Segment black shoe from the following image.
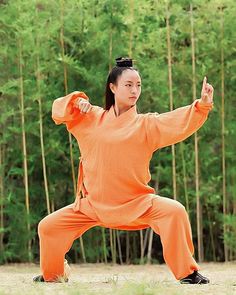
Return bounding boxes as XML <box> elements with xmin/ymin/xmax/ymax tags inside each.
<box><xmin>33</xmin><ymin>275</ymin><xmax>45</xmax><ymax>282</ymax></box>
<box><xmin>180</xmin><ymin>271</ymin><xmax>210</xmax><ymax>284</ymax></box>
<box><xmin>33</xmin><ymin>274</ymin><xmax>68</xmax><ymax>283</ymax></box>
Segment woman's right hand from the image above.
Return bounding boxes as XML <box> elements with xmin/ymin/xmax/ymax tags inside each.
<box><xmin>75</xmin><ymin>97</ymin><xmax>92</xmax><ymax>113</ymax></box>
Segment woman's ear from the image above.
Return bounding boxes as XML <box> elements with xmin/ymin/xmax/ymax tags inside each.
<box><xmin>109</xmin><ymin>82</ymin><xmax>116</xmax><ymax>94</ymax></box>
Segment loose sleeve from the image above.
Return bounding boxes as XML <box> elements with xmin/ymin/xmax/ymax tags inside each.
<box><xmin>145</xmin><ymin>99</ymin><xmax>213</xmax><ymax>152</ymax></box>
<box><xmin>52</xmin><ymin>91</ymin><xmax>89</xmax><ymax>125</ymax></box>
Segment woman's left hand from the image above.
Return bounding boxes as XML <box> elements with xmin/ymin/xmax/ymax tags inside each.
<box><xmin>200</xmin><ymin>76</ymin><xmax>214</xmax><ymax>104</ymax></box>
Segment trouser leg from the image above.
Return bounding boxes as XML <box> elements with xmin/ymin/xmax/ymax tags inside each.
<box><xmin>139</xmin><ymin>196</ymin><xmax>199</xmax><ymax>280</ymax></box>
<box><xmin>38</xmin><ymin>204</ymin><xmax>99</xmax><ymax>282</ymax></box>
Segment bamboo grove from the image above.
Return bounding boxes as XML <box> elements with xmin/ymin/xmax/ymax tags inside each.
<box><xmin>0</xmin><ymin>0</ymin><xmax>235</xmax><ymax>265</ymax></box>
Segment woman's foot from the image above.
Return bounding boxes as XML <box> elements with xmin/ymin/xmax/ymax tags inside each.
<box><xmin>33</xmin><ymin>259</ymin><xmax>70</xmax><ymax>283</ymax></box>
<box><xmin>180</xmin><ymin>271</ymin><xmax>210</xmax><ymax>284</ymax></box>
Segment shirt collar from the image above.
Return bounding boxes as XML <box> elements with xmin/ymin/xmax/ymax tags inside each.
<box><xmin>104</xmin><ymin>104</ymin><xmax>137</xmax><ymax>127</ymax></box>
<box><xmin>110</xmin><ymin>104</ymin><xmax>137</xmax><ymax>119</ymax></box>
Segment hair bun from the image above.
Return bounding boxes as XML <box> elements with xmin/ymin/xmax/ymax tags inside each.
<box><xmin>115</xmin><ymin>57</ymin><xmax>133</xmax><ymax>67</ymax></box>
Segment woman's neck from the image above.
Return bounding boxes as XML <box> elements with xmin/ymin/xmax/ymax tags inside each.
<box><xmin>114</xmin><ymin>103</ymin><xmax>132</xmax><ymax>117</ymax></box>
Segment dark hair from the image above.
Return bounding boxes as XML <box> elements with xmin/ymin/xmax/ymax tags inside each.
<box><xmin>105</xmin><ymin>57</ymin><xmax>139</xmax><ymax>110</ymax></box>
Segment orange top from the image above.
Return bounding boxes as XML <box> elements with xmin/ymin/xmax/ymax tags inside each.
<box><xmin>52</xmin><ymin>91</ymin><xmax>213</xmax><ymax>226</ymax></box>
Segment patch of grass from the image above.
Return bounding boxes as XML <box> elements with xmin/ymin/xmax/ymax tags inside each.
<box><xmin>0</xmin><ymin>263</ymin><xmax>235</xmax><ymax>295</ymax></box>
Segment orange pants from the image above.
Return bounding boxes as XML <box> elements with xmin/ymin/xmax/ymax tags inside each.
<box><xmin>38</xmin><ymin>196</ymin><xmax>199</xmax><ymax>281</ymax></box>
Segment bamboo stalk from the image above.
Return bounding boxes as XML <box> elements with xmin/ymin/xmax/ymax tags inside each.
<box><xmin>147</xmin><ymin>229</ymin><xmax>154</xmax><ymax>264</ymax></box>
<box><xmin>143</xmin><ymin>228</ymin><xmax>150</xmax><ymax>254</ymax></box>
<box><xmin>38</xmin><ymin>83</ymin><xmax>51</xmax><ymax>214</ymax></box>
<box><xmin>190</xmin><ymin>3</ymin><xmax>204</xmax><ymax>262</ymax></box>
<box><xmin>128</xmin><ymin>0</ymin><xmax>134</xmax><ymax>56</ymax></box>
<box><xmin>132</xmin><ymin>233</ymin><xmax>137</xmax><ymax>261</ymax></box>
<box><xmin>0</xmin><ymin>144</ymin><xmax>4</xmax><ymax>253</ymax></box>
<box><xmin>109</xmin><ymin>228</ymin><xmax>114</xmax><ymax>263</ymax></box>
<box><xmin>51</xmin><ymin>199</ymin><xmax>55</xmax><ymax>213</ymax></box>
<box><xmin>107</xmin><ymin>8</ymin><xmax>117</xmax><ymax>264</ymax></box>
<box><xmin>233</xmin><ymin>190</ymin><xmax>236</xmax><ymax>260</ymax></box>
<box><xmin>146</xmin><ymin>165</ymin><xmax>160</xmax><ymax>264</ymax></box>
<box><xmin>113</xmin><ymin>229</ymin><xmax>117</xmax><ymax>264</ymax></box>
<box><xmin>18</xmin><ymin>36</ymin><xmax>31</xmax><ymax>261</ymax></box>
<box><xmin>129</xmin><ymin>0</ymin><xmax>145</xmax><ymax>265</ymax></box>
<box><xmin>166</xmin><ymin>2</ymin><xmax>177</xmax><ymax>200</ymax></box>
<box><xmin>109</xmin><ymin>22</ymin><xmax>113</xmax><ymax>71</ymax></box>
<box><xmin>179</xmin><ymin>89</ymin><xmax>190</xmax><ymax>212</ymax></box>
<box><xmin>116</xmin><ymin>230</ymin><xmax>123</xmax><ymax>264</ymax></box>
<box><xmin>59</xmin><ymin>0</ymin><xmax>77</xmax><ymax>196</ymax></box>
<box><xmin>140</xmin><ymin>229</ymin><xmax>144</xmax><ymax>264</ymax></box>
<box><xmin>140</xmin><ymin>228</ymin><xmax>150</xmax><ymax>264</ymax></box>
<box><xmin>74</xmin><ymin>242</ymin><xmax>78</xmax><ymax>263</ymax></box>
<box><xmin>180</xmin><ymin>142</ymin><xmax>189</xmax><ymax>213</ymax></box>
<box><xmin>60</xmin><ymin>0</ymin><xmax>86</xmax><ymax>262</ymax></box>
<box><xmin>35</xmin><ymin>6</ymin><xmax>50</xmax><ymax>215</ymax></box>
<box><xmin>205</xmin><ymin>202</ymin><xmax>216</xmax><ymax>261</ymax></box>
<box><xmin>126</xmin><ymin>232</ymin><xmax>130</xmax><ymax>264</ymax></box>
<box><xmin>220</xmin><ymin>6</ymin><xmax>228</xmax><ymax>262</ymax></box>
<box><xmin>101</xmin><ymin>227</ymin><xmax>108</xmax><ymax>263</ymax></box>
<box><xmin>109</xmin><ymin>228</ymin><xmax>116</xmax><ymax>264</ymax></box>
<box><xmin>79</xmin><ymin>235</ymin><xmax>86</xmax><ymax>263</ymax></box>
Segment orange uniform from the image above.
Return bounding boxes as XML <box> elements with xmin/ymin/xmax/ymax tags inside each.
<box><xmin>38</xmin><ymin>91</ymin><xmax>213</xmax><ymax>281</ymax></box>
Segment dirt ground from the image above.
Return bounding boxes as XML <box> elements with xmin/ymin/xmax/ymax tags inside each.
<box><xmin>0</xmin><ymin>262</ymin><xmax>235</xmax><ymax>295</ymax></box>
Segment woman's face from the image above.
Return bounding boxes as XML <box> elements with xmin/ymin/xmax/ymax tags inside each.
<box><xmin>110</xmin><ymin>69</ymin><xmax>141</xmax><ymax>108</ymax></box>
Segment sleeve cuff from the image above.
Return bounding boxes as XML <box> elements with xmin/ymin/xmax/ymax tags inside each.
<box><xmin>195</xmin><ymin>99</ymin><xmax>214</xmax><ymax>113</ymax></box>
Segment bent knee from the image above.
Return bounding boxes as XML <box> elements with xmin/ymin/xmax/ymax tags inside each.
<box><xmin>38</xmin><ymin>216</ymin><xmax>52</xmax><ymax>236</ymax></box>
<box><xmin>152</xmin><ymin>196</ymin><xmax>187</xmax><ymax>218</ymax></box>
<box><xmin>172</xmin><ymin>200</ymin><xmax>187</xmax><ymax>217</ymax></box>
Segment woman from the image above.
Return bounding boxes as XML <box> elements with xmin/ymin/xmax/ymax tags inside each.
<box><xmin>34</xmin><ymin>57</ymin><xmax>214</xmax><ymax>284</ymax></box>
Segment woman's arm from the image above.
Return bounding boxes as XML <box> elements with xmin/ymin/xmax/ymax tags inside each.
<box><xmin>145</xmin><ymin>77</ymin><xmax>214</xmax><ymax>151</ymax></box>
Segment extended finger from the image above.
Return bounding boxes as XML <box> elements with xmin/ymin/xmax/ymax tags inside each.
<box><xmin>201</xmin><ymin>76</ymin><xmax>207</xmax><ymax>93</ymax></box>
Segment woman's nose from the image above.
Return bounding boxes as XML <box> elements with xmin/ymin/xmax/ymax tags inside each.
<box><xmin>131</xmin><ymin>87</ymin><xmax>137</xmax><ymax>94</ymax></box>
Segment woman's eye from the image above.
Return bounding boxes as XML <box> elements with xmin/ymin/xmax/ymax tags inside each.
<box><xmin>125</xmin><ymin>84</ymin><xmax>141</xmax><ymax>87</ymax></box>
